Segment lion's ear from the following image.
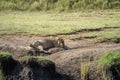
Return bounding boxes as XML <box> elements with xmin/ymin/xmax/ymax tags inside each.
<box><xmin>55</xmin><ymin>37</ymin><xmax>59</xmax><ymax>40</ymax></box>
<box><xmin>49</xmin><ymin>36</ymin><xmax>52</xmax><ymax>39</ymax></box>
<box><xmin>49</xmin><ymin>36</ymin><xmax>54</xmax><ymax>40</ymax></box>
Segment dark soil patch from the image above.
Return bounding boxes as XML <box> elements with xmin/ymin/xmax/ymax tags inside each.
<box><xmin>71</xmin><ymin>36</ymin><xmax>97</xmax><ymax>40</ymax></box>
<box><xmin>0</xmin><ymin>56</ymin><xmax>18</xmax><ymax>76</ymax></box>
<box><xmin>110</xmin><ymin>64</ymin><xmax>120</xmax><ymax>80</ymax></box>
<box><xmin>99</xmin><ymin>37</ymin><xmax>120</xmax><ymax>43</ymax></box>
<box><xmin>0</xmin><ymin>56</ymin><xmax>70</xmax><ymax>80</ymax></box>
<box><xmin>108</xmin><ymin>58</ymin><xmax>120</xmax><ymax>80</ymax></box>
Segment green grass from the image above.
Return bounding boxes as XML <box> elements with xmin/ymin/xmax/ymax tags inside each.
<box><xmin>0</xmin><ymin>10</ymin><xmax>120</xmax><ymax>42</ymax></box>
<box><xmin>0</xmin><ymin>51</ymin><xmax>12</xmax><ymax>57</ymax></box>
<box><xmin>0</xmin><ymin>10</ymin><xmax>120</xmax><ymax>35</ymax></box>
<box><xmin>67</xmin><ymin>28</ymin><xmax>120</xmax><ymax>42</ymax></box>
<box><xmin>98</xmin><ymin>51</ymin><xmax>120</xmax><ymax>68</ymax></box>
<box><xmin>98</xmin><ymin>51</ymin><xmax>120</xmax><ymax>79</ymax></box>
<box><xmin>24</xmin><ymin>56</ymin><xmax>54</xmax><ymax>62</ymax></box>
<box><xmin>97</xmin><ymin>29</ymin><xmax>120</xmax><ymax>42</ymax></box>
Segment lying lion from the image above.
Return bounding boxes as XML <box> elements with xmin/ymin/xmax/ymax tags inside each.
<box><xmin>30</xmin><ymin>37</ymin><xmax>66</xmax><ymax>54</ymax></box>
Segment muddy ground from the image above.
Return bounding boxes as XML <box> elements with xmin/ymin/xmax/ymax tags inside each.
<box><xmin>0</xmin><ymin>34</ymin><xmax>120</xmax><ymax>80</ymax></box>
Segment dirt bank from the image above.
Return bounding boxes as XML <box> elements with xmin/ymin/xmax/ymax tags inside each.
<box><xmin>0</xmin><ymin>35</ymin><xmax>120</xmax><ymax>80</ymax></box>
<box><xmin>0</xmin><ymin>56</ymin><xmax>70</xmax><ymax>80</ymax></box>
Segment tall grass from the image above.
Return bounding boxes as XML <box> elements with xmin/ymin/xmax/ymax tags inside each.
<box><xmin>0</xmin><ymin>0</ymin><xmax>120</xmax><ymax>11</ymax></box>
<box><xmin>80</xmin><ymin>54</ymin><xmax>90</xmax><ymax>80</ymax></box>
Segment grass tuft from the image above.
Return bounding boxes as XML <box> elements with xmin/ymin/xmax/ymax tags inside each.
<box><xmin>98</xmin><ymin>51</ymin><xmax>120</xmax><ymax>68</ymax></box>
<box><xmin>0</xmin><ymin>51</ymin><xmax>12</xmax><ymax>58</ymax></box>
<box><xmin>24</xmin><ymin>56</ymin><xmax>54</xmax><ymax>62</ymax></box>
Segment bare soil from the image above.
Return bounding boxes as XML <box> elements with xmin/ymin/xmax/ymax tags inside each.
<box><xmin>0</xmin><ymin>34</ymin><xmax>120</xmax><ymax>80</ymax></box>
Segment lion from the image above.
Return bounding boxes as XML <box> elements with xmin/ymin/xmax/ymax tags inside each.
<box><xmin>30</xmin><ymin>37</ymin><xmax>65</xmax><ymax>53</ymax></box>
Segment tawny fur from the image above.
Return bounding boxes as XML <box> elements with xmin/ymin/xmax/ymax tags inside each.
<box><xmin>30</xmin><ymin>37</ymin><xmax>65</xmax><ymax>51</ymax></box>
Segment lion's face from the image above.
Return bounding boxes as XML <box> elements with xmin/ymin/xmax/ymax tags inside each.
<box><xmin>57</xmin><ymin>38</ymin><xmax>64</xmax><ymax>47</ymax></box>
